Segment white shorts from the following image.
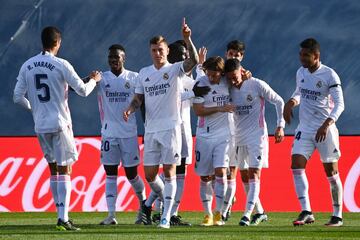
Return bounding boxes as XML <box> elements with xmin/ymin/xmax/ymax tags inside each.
<box><xmin>37</xmin><ymin>127</ymin><xmax>78</xmax><ymax>166</ymax></box>
<box><xmin>236</xmin><ymin>141</ymin><xmax>269</xmax><ymax>170</ymax></box>
<box><xmin>143</xmin><ymin>126</ymin><xmax>182</xmax><ymax>166</ymax></box>
<box><xmin>194</xmin><ymin>136</ymin><xmax>230</xmax><ymax>176</ymax></box>
<box><xmin>291</xmin><ymin>125</ymin><xmax>341</xmax><ymax>163</ymax></box>
<box><xmin>101</xmin><ymin>136</ymin><xmax>140</xmax><ymax>167</ymax></box>
<box><xmin>181</xmin><ymin>123</ymin><xmax>193</xmax><ymax>165</ymax></box>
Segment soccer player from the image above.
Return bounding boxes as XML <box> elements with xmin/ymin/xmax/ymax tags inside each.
<box><xmin>97</xmin><ymin>44</ymin><xmax>146</xmax><ymax>225</ymax></box>
<box><xmin>123</xmin><ymin>18</ymin><xmax>198</xmax><ymax>229</ymax></box>
<box><xmin>193</xmin><ymin>56</ymin><xmax>234</xmax><ymax>226</ymax></box>
<box><xmin>13</xmin><ymin>26</ymin><xmax>101</xmax><ymax>231</ymax></box>
<box><xmin>224</xmin><ymin>58</ymin><xmax>285</xmax><ymax>226</ymax></box>
<box><xmin>284</xmin><ymin>38</ymin><xmax>345</xmax><ymax>227</ymax></box>
<box><xmin>195</xmin><ymin>41</ymin><xmax>258</xmax><ymax>223</ymax></box>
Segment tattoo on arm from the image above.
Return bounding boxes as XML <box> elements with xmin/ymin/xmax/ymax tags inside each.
<box><xmin>183</xmin><ymin>38</ymin><xmax>199</xmax><ymax>73</ymax></box>
<box><xmin>130</xmin><ymin>94</ymin><xmax>144</xmax><ymax>110</ymax></box>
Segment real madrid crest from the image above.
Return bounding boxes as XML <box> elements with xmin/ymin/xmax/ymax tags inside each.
<box><xmin>247</xmin><ymin>94</ymin><xmax>253</xmax><ymax>102</ymax></box>
<box><xmin>316</xmin><ymin>81</ymin><xmax>322</xmax><ymax>88</ymax></box>
<box><xmin>163</xmin><ymin>73</ymin><xmax>169</xmax><ymax>80</ymax></box>
<box><xmin>124</xmin><ymin>81</ymin><xmax>131</xmax><ymax>89</ymax></box>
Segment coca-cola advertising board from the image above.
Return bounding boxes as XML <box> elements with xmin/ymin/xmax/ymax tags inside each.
<box><xmin>0</xmin><ymin>136</ymin><xmax>359</xmax><ymax>212</ymax></box>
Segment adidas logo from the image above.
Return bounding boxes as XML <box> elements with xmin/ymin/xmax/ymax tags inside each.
<box><xmin>105</xmin><ymin>84</ymin><xmax>111</xmax><ymax>88</ymax></box>
<box><xmin>145</xmin><ymin>78</ymin><xmax>150</xmax><ymax>82</ymax></box>
<box><xmin>333</xmin><ymin>149</ymin><xmax>338</xmax><ymax>153</ymax></box>
<box><xmin>257</xmin><ymin>156</ymin><xmax>262</xmax><ymax>160</ymax></box>
<box><xmin>212</xmin><ymin>90</ymin><xmax>217</xmax><ymax>94</ymax></box>
<box><xmin>174</xmin><ymin>153</ymin><xmax>179</xmax><ymax>160</ymax></box>
<box><xmin>134</xmin><ymin>156</ymin><xmax>139</xmax><ymax>161</ymax></box>
<box><xmin>58</xmin><ymin>203</ymin><xmax>64</xmax><ymax>207</ymax></box>
<box><xmin>301</xmin><ymin>79</ymin><xmax>304</xmax><ymax>83</ymax></box>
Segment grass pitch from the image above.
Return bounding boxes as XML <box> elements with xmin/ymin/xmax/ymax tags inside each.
<box><xmin>0</xmin><ymin>212</ymin><xmax>359</xmax><ymax>240</ymax></box>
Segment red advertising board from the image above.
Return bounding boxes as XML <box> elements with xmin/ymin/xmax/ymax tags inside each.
<box><xmin>0</xmin><ymin>136</ymin><xmax>359</xmax><ymax>212</ymax></box>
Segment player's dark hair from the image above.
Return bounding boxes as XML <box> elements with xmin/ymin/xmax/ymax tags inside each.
<box><xmin>300</xmin><ymin>38</ymin><xmax>320</xmax><ymax>53</ymax></box>
<box><xmin>224</xmin><ymin>58</ymin><xmax>241</xmax><ymax>73</ymax></box>
<box><xmin>149</xmin><ymin>35</ymin><xmax>168</xmax><ymax>45</ymax></box>
<box><xmin>108</xmin><ymin>44</ymin><xmax>126</xmax><ymax>53</ymax></box>
<box><xmin>168</xmin><ymin>42</ymin><xmax>186</xmax><ymax>63</ymax></box>
<box><xmin>174</xmin><ymin>39</ymin><xmax>188</xmax><ymax>50</ymax></box>
<box><xmin>226</xmin><ymin>40</ymin><xmax>245</xmax><ymax>53</ymax></box>
<box><xmin>41</xmin><ymin>26</ymin><xmax>61</xmax><ymax>49</ymax></box>
<box><xmin>203</xmin><ymin>56</ymin><xmax>225</xmax><ymax>72</ymax></box>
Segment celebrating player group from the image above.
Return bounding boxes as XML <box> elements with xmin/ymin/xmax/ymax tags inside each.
<box><xmin>13</xmin><ymin>18</ymin><xmax>345</xmax><ymax>230</ymax></box>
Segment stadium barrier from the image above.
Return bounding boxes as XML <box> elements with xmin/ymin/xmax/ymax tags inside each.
<box><xmin>0</xmin><ymin>136</ymin><xmax>359</xmax><ymax>212</ymax></box>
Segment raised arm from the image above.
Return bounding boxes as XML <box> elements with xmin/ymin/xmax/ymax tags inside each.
<box><xmin>182</xmin><ymin>18</ymin><xmax>199</xmax><ymax>73</ymax></box>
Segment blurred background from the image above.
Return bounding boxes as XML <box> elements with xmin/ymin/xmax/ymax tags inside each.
<box><xmin>1</xmin><ymin>0</ymin><xmax>359</xmax><ymax>136</ymax></box>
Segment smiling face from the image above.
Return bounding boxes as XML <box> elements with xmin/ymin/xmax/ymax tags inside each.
<box><xmin>226</xmin><ymin>68</ymin><xmax>243</xmax><ymax>88</ymax></box>
<box><xmin>108</xmin><ymin>49</ymin><xmax>125</xmax><ymax>75</ymax></box>
<box><xmin>150</xmin><ymin>42</ymin><xmax>169</xmax><ymax>69</ymax></box>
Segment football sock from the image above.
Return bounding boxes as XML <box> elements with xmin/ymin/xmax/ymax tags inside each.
<box><xmin>105</xmin><ymin>175</ymin><xmax>117</xmax><ymax>217</ymax></box>
<box><xmin>292</xmin><ymin>169</ymin><xmax>311</xmax><ymax>211</ymax></box>
<box><xmin>214</xmin><ymin>176</ymin><xmax>227</xmax><ymax>213</ymax></box>
<box><xmin>200</xmin><ymin>180</ymin><xmax>213</xmax><ymax>216</ymax></box>
<box><xmin>162</xmin><ymin>176</ymin><xmax>177</xmax><ymax>221</ymax></box>
<box><xmin>327</xmin><ymin>173</ymin><xmax>343</xmax><ymax>218</ymax></box>
<box><xmin>57</xmin><ymin>175</ymin><xmax>71</xmax><ymax>222</ymax></box>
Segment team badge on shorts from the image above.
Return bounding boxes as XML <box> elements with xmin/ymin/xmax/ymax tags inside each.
<box><xmin>316</xmin><ymin>81</ymin><xmax>323</xmax><ymax>88</ymax></box>
<box><xmin>247</xmin><ymin>94</ymin><xmax>253</xmax><ymax>102</ymax></box>
<box><xmin>124</xmin><ymin>82</ymin><xmax>131</xmax><ymax>89</ymax></box>
<box><xmin>163</xmin><ymin>73</ymin><xmax>169</xmax><ymax>80</ymax></box>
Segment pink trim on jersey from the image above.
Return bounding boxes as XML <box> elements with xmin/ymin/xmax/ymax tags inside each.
<box><xmin>258</xmin><ymin>97</ymin><xmax>265</xmax><ymax>129</ymax></box>
<box><xmin>198</xmin><ymin>116</ymin><xmax>205</xmax><ymax>128</ymax></box>
<box><xmin>50</xmin><ymin>175</ymin><xmax>58</xmax><ymax>181</ymax></box>
<box><xmin>97</xmin><ymin>95</ymin><xmax>105</xmax><ymax>123</ymax></box>
<box><xmin>329</xmin><ymin>95</ymin><xmax>335</xmax><ymax>110</ymax></box>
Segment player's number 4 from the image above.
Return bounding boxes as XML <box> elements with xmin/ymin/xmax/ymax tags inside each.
<box><xmin>35</xmin><ymin>74</ymin><xmax>50</xmax><ymax>102</ymax></box>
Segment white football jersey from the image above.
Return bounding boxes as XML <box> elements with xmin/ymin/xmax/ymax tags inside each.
<box><xmin>231</xmin><ymin>78</ymin><xmax>285</xmax><ymax>145</ymax></box>
<box><xmin>291</xmin><ymin>64</ymin><xmax>344</xmax><ymax>133</ymax></box>
<box><xmin>193</xmin><ymin>76</ymin><xmax>231</xmax><ymax>139</ymax></box>
<box><xmin>98</xmin><ymin>70</ymin><xmax>138</xmax><ymax>138</ymax></box>
<box><xmin>135</xmin><ymin>62</ymin><xmax>185</xmax><ymax>132</ymax></box>
<box><xmin>13</xmin><ymin>51</ymin><xmax>97</xmax><ymax>133</ymax></box>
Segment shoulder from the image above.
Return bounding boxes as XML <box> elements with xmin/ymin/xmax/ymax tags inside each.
<box><xmin>139</xmin><ymin>65</ymin><xmax>154</xmax><ymax>76</ymax></box>
<box><xmin>318</xmin><ymin>64</ymin><xmax>341</xmax><ymax>84</ymax></box>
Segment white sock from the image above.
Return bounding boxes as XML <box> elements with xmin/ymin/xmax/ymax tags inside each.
<box><xmin>57</xmin><ymin>175</ymin><xmax>71</xmax><ymax>222</ymax></box>
<box><xmin>292</xmin><ymin>169</ymin><xmax>311</xmax><ymax>212</ymax></box>
<box><xmin>214</xmin><ymin>176</ymin><xmax>227</xmax><ymax>213</ymax></box>
<box><xmin>129</xmin><ymin>175</ymin><xmax>146</xmax><ymax>203</ymax></box>
<box><xmin>200</xmin><ymin>180</ymin><xmax>213</xmax><ymax>216</ymax></box>
<box><xmin>105</xmin><ymin>175</ymin><xmax>117</xmax><ymax>217</ymax></box>
<box><xmin>161</xmin><ymin>176</ymin><xmax>176</xmax><ymax>222</ymax></box>
<box><xmin>243</xmin><ymin>181</ymin><xmax>264</xmax><ymax>214</ymax></box>
<box><xmin>170</xmin><ymin>173</ymin><xmax>185</xmax><ymax>216</ymax></box>
<box><xmin>145</xmin><ymin>191</ymin><xmax>158</xmax><ymax>209</ymax></box>
<box><xmin>50</xmin><ymin>175</ymin><xmax>59</xmax><ymax>218</ymax></box>
<box><xmin>244</xmin><ymin>178</ymin><xmax>260</xmax><ymax>219</ymax></box>
<box><xmin>327</xmin><ymin>173</ymin><xmax>343</xmax><ymax>218</ymax></box>
<box><xmin>222</xmin><ymin>179</ymin><xmax>236</xmax><ymax>216</ymax></box>
<box><xmin>148</xmin><ymin>175</ymin><xmax>164</xmax><ymax>207</ymax></box>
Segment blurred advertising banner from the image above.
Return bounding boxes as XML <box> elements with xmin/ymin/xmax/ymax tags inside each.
<box><xmin>0</xmin><ymin>136</ymin><xmax>359</xmax><ymax>212</ymax></box>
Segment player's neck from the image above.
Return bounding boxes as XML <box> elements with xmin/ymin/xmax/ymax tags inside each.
<box><xmin>308</xmin><ymin>62</ymin><xmax>320</xmax><ymax>73</ymax></box>
<box><xmin>154</xmin><ymin>61</ymin><xmax>167</xmax><ymax>70</ymax></box>
<box><xmin>43</xmin><ymin>48</ymin><xmax>57</xmax><ymax>56</ymax></box>
<box><xmin>111</xmin><ymin>68</ymin><xmax>123</xmax><ymax>77</ymax></box>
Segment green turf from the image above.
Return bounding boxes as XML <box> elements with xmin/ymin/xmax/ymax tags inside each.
<box><xmin>0</xmin><ymin>212</ymin><xmax>359</xmax><ymax>240</ymax></box>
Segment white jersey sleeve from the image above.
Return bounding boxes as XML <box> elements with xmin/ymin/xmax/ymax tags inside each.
<box><xmin>290</xmin><ymin>69</ymin><xmax>302</xmax><ymax>104</ymax></box>
<box><xmin>258</xmin><ymin>80</ymin><xmax>285</xmax><ymax>128</ymax></box>
<box><xmin>13</xmin><ymin>64</ymin><xmax>31</xmax><ymax>110</ymax></box>
<box><xmin>328</xmin><ymin>71</ymin><xmax>344</xmax><ymax>122</ymax></box>
<box><xmin>62</xmin><ymin>60</ymin><xmax>97</xmax><ymax>97</ymax></box>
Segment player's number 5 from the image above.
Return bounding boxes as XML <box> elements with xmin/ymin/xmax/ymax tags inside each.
<box><xmin>35</xmin><ymin>74</ymin><xmax>50</xmax><ymax>102</ymax></box>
